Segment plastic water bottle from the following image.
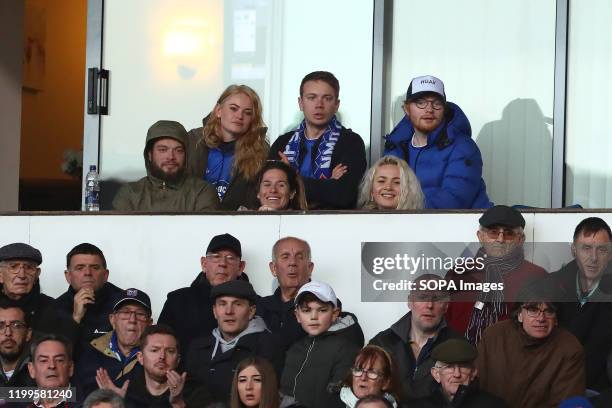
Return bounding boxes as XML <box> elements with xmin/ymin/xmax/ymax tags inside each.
<box><xmin>85</xmin><ymin>165</ymin><xmax>100</xmax><ymax>211</ymax></box>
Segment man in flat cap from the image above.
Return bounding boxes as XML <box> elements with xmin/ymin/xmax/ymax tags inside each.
<box><xmin>159</xmin><ymin>233</ymin><xmax>248</xmax><ymax>353</ymax></box>
<box><xmin>74</xmin><ymin>288</ymin><xmax>153</xmax><ymax>398</ymax></box>
<box><xmin>445</xmin><ymin>205</ymin><xmax>546</xmax><ymax>343</ymax></box>
<box><xmin>410</xmin><ymin>338</ymin><xmax>505</xmax><ymax>407</ymax></box>
<box><xmin>112</xmin><ymin>120</ymin><xmax>219</xmax><ymax>211</ymax></box>
<box><xmin>0</xmin><ymin>243</ymin><xmax>75</xmax><ymax>338</ymax></box>
<box><xmin>184</xmin><ymin>280</ymin><xmax>283</xmax><ymax>404</ymax></box>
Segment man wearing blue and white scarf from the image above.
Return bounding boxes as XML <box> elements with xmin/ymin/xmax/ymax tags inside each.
<box><xmin>269</xmin><ymin>71</ymin><xmax>367</xmax><ymax>209</ymax></box>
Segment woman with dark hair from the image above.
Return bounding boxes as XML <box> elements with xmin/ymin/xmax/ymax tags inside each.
<box><xmin>247</xmin><ymin>161</ymin><xmax>307</xmax><ymax>211</ymax></box>
<box><xmin>331</xmin><ymin>345</ymin><xmax>400</xmax><ymax>408</ymax></box>
<box><xmin>188</xmin><ymin>85</ymin><xmax>268</xmax><ymax>210</ymax></box>
<box><xmin>230</xmin><ymin>357</ymin><xmax>304</xmax><ymax>408</ymax></box>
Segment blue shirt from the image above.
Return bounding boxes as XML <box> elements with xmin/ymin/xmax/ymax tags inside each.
<box><xmin>205</xmin><ymin>142</ymin><xmax>235</xmax><ymax>200</ymax></box>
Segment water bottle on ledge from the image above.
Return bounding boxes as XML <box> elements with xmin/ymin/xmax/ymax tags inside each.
<box><xmin>85</xmin><ymin>165</ymin><xmax>100</xmax><ymax>211</ymax></box>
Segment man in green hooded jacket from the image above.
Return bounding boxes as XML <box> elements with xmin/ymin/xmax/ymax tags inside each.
<box><xmin>113</xmin><ymin>120</ymin><xmax>219</xmax><ymax>212</ymax></box>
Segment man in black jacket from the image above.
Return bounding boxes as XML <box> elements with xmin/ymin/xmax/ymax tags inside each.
<box><xmin>158</xmin><ymin>233</ymin><xmax>246</xmax><ymax>353</ymax></box>
<box><xmin>55</xmin><ymin>243</ymin><xmax>123</xmax><ymax>356</ymax></box>
<box><xmin>256</xmin><ymin>236</ymin><xmax>312</xmax><ymax>351</ymax></box>
<box><xmin>369</xmin><ymin>274</ymin><xmax>460</xmax><ymax>401</ymax></box>
<box><xmin>269</xmin><ymin>70</ymin><xmax>367</xmax><ymax>209</ymax></box>
<box><xmin>0</xmin><ymin>303</ymin><xmax>35</xmax><ymax>387</ymax></box>
<box><xmin>184</xmin><ymin>280</ymin><xmax>283</xmax><ymax>404</ymax></box>
<box><xmin>0</xmin><ymin>243</ymin><xmax>76</xmax><ymax>340</ymax></box>
<box><xmin>410</xmin><ymin>338</ymin><xmax>507</xmax><ymax>407</ymax></box>
<box><xmin>543</xmin><ymin>217</ymin><xmax>612</xmax><ymax>392</ymax></box>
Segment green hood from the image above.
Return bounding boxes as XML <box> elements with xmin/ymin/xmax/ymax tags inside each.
<box><xmin>143</xmin><ymin>120</ymin><xmax>189</xmax><ymax>174</ymax></box>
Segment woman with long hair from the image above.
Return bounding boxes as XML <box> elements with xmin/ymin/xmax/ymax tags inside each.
<box><xmin>230</xmin><ymin>357</ymin><xmax>303</xmax><ymax>408</ymax></box>
<box><xmin>357</xmin><ymin>156</ymin><xmax>424</xmax><ymax>210</ymax></box>
<box><xmin>188</xmin><ymin>85</ymin><xmax>268</xmax><ymax>210</ymax></box>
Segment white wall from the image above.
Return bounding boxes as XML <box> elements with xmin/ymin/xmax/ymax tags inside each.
<box><xmin>0</xmin><ymin>211</ymin><xmax>605</xmax><ymax>341</ymax></box>
<box><xmin>0</xmin><ymin>0</ymin><xmax>24</xmax><ymax>211</ymax></box>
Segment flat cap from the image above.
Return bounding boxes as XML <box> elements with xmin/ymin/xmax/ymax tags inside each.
<box><xmin>210</xmin><ymin>280</ymin><xmax>257</xmax><ymax>303</ymax></box>
<box><xmin>0</xmin><ymin>243</ymin><xmax>42</xmax><ymax>265</ymax></box>
<box><xmin>479</xmin><ymin>205</ymin><xmax>525</xmax><ymax>229</ymax></box>
<box><xmin>207</xmin><ymin>233</ymin><xmax>242</xmax><ymax>257</ymax></box>
<box><xmin>432</xmin><ymin>338</ymin><xmax>478</xmax><ymax>364</ymax></box>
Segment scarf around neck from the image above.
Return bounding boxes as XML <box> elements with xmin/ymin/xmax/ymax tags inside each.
<box><xmin>465</xmin><ymin>245</ymin><xmax>524</xmax><ymax>344</ymax></box>
<box><xmin>283</xmin><ymin>116</ymin><xmax>342</xmax><ymax>179</ymax></box>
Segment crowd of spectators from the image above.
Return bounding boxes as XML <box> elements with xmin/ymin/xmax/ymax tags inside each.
<box><xmin>1</xmin><ymin>209</ymin><xmax>612</xmax><ymax>407</ymax></box>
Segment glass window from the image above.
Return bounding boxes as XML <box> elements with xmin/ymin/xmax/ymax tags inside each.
<box><xmin>99</xmin><ymin>0</ymin><xmax>373</xmax><ymax>180</ymax></box>
<box><xmin>565</xmin><ymin>0</ymin><xmax>612</xmax><ymax>208</ymax></box>
<box><xmin>387</xmin><ymin>0</ymin><xmax>556</xmax><ymax>207</ymax></box>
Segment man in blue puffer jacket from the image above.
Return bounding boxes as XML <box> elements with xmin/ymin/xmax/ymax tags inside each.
<box><xmin>384</xmin><ymin>75</ymin><xmax>493</xmax><ymax>209</ymax></box>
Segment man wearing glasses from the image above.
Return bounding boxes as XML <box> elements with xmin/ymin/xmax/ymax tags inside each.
<box><xmin>74</xmin><ymin>288</ymin><xmax>153</xmax><ymax>398</ymax></box>
<box><xmin>0</xmin><ymin>243</ymin><xmax>76</xmax><ymax>339</ymax></box>
<box><xmin>410</xmin><ymin>338</ymin><xmax>505</xmax><ymax>407</ymax></box>
<box><xmin>159</xmin><ymin>233</ymin><xmax>246</xmax><ymax>353</ymax></box>
<box><xmin>0</xmin><ymin>304</ymin><xmax>35</xmax><ymax>387</ymax></box>
<box><xmin>384</xmin><ymin>74</ymin><xmax>492</xmax><ymax>209</ymax></box>
<box><xmin>543</xmin><ymin>217</ymin><xmax>612</xmax><ymax>393</ymax></box>
<box><xmin>476</xmin><ymin>298</ymin><xmax>584</xmax><ymax>408</ymax></box>
<box><xmin>370</xmin><ymin>274</ymin><xmax>461</xmax><ymax>401</ymax></box>
<box><xmin>445</xmin><ymin>205</ymin><xmax>546</xmax><ymax>344</ymax></box>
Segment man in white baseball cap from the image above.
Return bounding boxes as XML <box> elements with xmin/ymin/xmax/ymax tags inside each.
<box><xmin>383</xmin><ymin>74</ymin><xmax>492</xmax><ymax>209</ymax></box>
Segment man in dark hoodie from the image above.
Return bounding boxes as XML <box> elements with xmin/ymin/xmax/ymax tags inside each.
<box><xmin>112</xmin><ymin>120</ymin><xmax>219</xmax><ymax>211</ymax></box>
<box><xmin>280</xmin><ymin>280</ymin><xmax>364</xmax><ymax>408</ymax></box>
<box><xmin>0</xmin><ymin>303</ymin><xmax>35</xmax><ymax>387</ymax></box>
<box><xmin>55</xmin><ymin>243</ymin><xmax>123</xmax><ymax>357</ymax></box>
<box><xmin>158</xmin><ymin>233</ymin><xmax>247</xmax><ymax>354</ymax></box>
<box><xmin>184</xmin><ymin>280</ymin><xmax>283</xmax><ymax>404</ymax></box>
<box><xmin>0</xmin><ymin>243</ymin><xmax>76</xmax><ymax>340</ymax></box>
<box><xmin>370</xmin><ymin>274</ymin><xmax>460</xmax><ymax>402</ymax></box>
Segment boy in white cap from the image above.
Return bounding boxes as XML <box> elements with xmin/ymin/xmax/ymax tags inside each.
<box><xmin>383</xmin><ymin>74</ymin><xmax>492</xmax><ymax>209</ymax></box>
<box><xmin>280</xmin><ymin>281</ymin><xmax>363</xmax><ymax>408</ymax></box>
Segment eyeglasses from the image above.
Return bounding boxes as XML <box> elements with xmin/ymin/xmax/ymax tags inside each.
<box><xmin>522</xmin><ymin>306</ymin><xmax>556</xmax><ymax>319</ymax></box>
<box><xmin>3</xmin><ymin>262</ymin><xmax>38</xmax><ymax>275</ymax></box>
<box><xmin>413</xmin><ymin>98</ymin><xmax>445</xmax><ymax>110</ymax></box>
<box><xmin>0</xmin><ymin>321</ymin><xmax>27</xmax><ymax>331</ymax></box>
<box><xmin>482</xmin><ymin>227</ymin><xmax>520</xmax><ymax>240</ymax></box>
<box><xmin>352</xmin><ymin>367</ymin><xmax>384</xmax><ymax>380</ymax></box>
<box><xmin>206</xmin><ymin>253</ymin><xmax>240</xmax><ymax>264</ymax></box>
<box><xmin>115</xmin><ymin>310</ymin><xmax>150</xmax><ymax>321</ymax></box>
<box><xmin>434</xmin><ymin>363</ymin><xmax>473</xmax><ymax>374</ymax></box>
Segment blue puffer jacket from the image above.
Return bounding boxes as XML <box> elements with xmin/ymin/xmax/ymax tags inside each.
<box><xmin>384</xmin><ymin>102</ymin><xmax>493</xmax><ymax>209</ymax></box>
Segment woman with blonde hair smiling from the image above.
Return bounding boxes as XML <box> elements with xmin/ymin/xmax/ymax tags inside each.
<box><xmin>357</xmin><ymin>156</ymin><xmax>424</xmax><ymax>210</ymax></box>
<box><xmin>188</xmin><ymin>84</ymin><xmax>268</xmax><ymax>210</ymax></box>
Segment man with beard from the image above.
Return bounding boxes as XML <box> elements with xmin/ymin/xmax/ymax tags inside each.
<box><xmin>445</xmin><ymin>205</ymin><xmax>547</xmax><ymax>344</ymax></box>
<box><xmin>0</xmin><ymin>303</ymin><xmax>34</xmax><ymax>387</ymax></box>
<box><xmin>112</xmin><ymin>120</ymin><xmax>219</xmax><ymax>211</ymax></box>
<box><xmin>370</xmin><ymin>274</ymin><xmax>461</xmax><ymax>401</ymax></box>
<box><xmin>75</xmin><ymin>288</ymin><xmax>153</xmax><ymax>399</ymax></box>
<box><xmin>55</xmin><ymin>243</ymin><xmax>123</xmax><ymax>357</ymax></box>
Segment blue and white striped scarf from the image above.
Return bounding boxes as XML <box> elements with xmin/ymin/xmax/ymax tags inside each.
<box><xmin>283</xmin><ymin>116</ymin><xmax>342</xmax><ymax>179</ymax></box>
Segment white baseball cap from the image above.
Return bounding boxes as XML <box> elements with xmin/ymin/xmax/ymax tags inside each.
<box><xmin>295</xmin><ymin>281</ymin><xmax>338</xmax><ymax>307</ymax></box>
<box><xmin>406</xmin><ymin>75</ymin><xmax>446</xmax><ymax>101</ymax></box>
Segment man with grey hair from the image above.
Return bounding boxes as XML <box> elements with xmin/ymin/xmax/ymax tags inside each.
<box><xmin>256</xmin><ymin>237</ymin><xmax>313</xmax><ymax>350</ymax></box>
<box><xmin>0</xmin><ymin>243</ymin><xmax>76</xmax><ymax>339</ymax></box>
<box><xmin>445</xmin><ymin>205</ymin><xmax>546</xmax><ymax>344</ymax></box>
<box><xmin>82</xmin><ymin>389</ymin><xmax>125</xmax><ymax>408</ymax></box>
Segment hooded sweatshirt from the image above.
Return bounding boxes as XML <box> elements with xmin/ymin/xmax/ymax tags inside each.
<box><xmin>184</xmin><ymin>315</ymin><xmax>285</xmax><ymax>403</ymax></box>
<box><xmin>113</xmin><ymin>120</ymin><xmax>219</xmax><ymax>211</ymax></box>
